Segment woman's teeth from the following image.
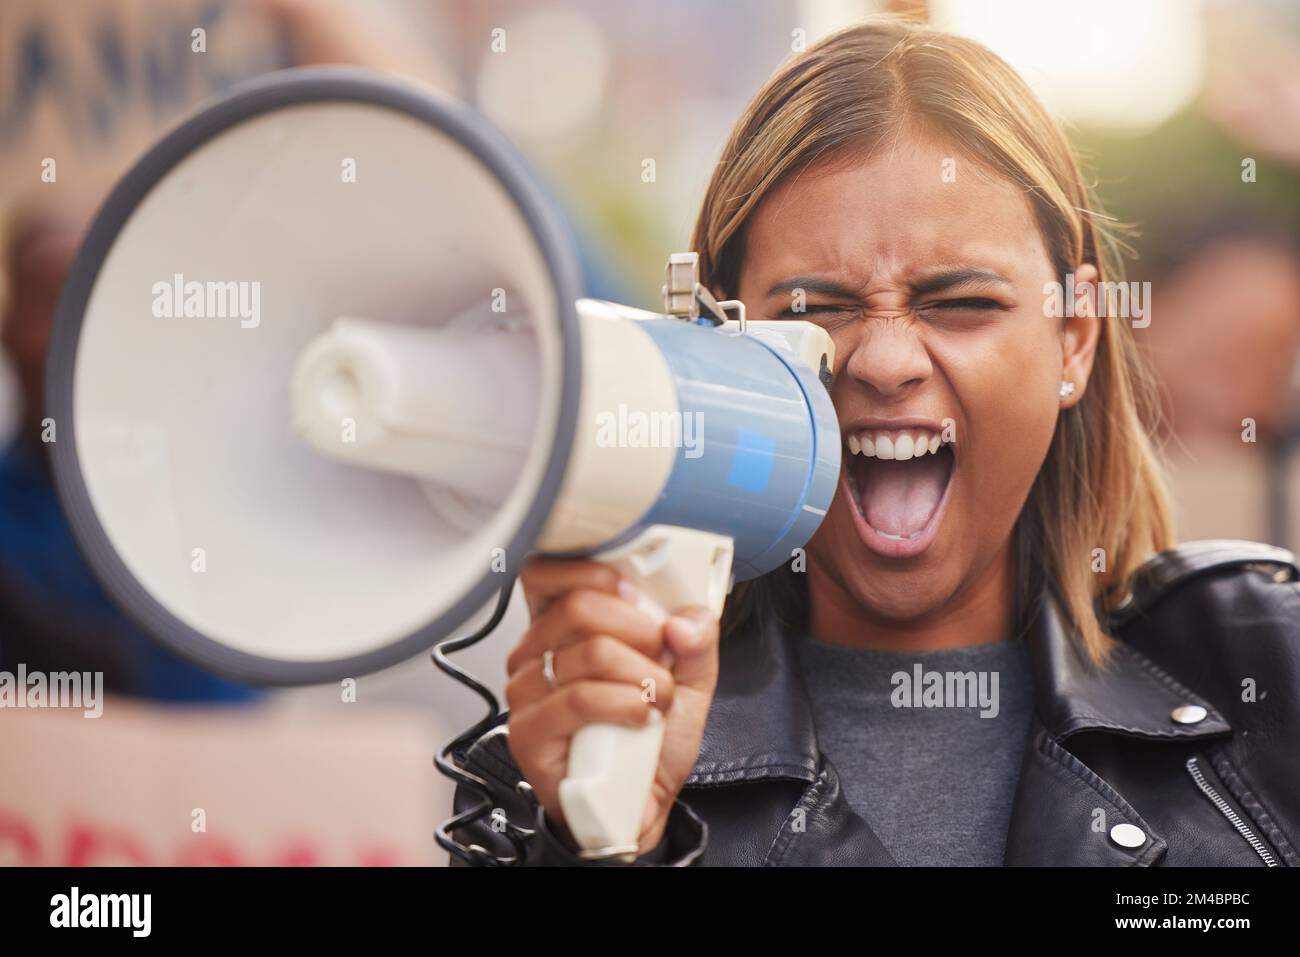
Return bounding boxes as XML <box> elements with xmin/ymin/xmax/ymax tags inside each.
<box><xmin>846</xmin><ymin>429</ymin><xmax>948</xmax><ymax>461</ymax></box>
<box><xmin>842</xmin><ymin>426</ymin><xmax>957</xmax><ymax>551</ymax></box>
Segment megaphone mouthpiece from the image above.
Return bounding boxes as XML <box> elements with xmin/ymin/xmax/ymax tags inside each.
<box><xmin>290</xmin><ymin>314</ymin><xmax>537</xmax><ymax>506</ymax></box>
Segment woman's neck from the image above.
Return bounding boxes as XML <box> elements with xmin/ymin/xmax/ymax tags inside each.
<box><xmin>806</xmin><ymin>544</ymin><xmax>1015</xmax><ymax>652</ymax></box>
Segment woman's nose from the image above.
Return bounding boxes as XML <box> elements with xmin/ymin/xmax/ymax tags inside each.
<box><xmin>841</xmin><ymin>316</ymin><xmax>933</xmax><ymax>396</ymax></box>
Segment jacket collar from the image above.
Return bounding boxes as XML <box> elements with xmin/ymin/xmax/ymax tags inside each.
<box><xmin>686</xmin><ymin>610</ymin><xmax>820</xmax><ymax>786</ymax></box>
<box><xmin>1024</xmin><ymin>588</ymin><xmax>1231</xmax><ymax>742</ymax></box>
<box><xmin>687</xmin><ymin>588</ymin><xmax>1230</xmax><ymax>787</ymax></box>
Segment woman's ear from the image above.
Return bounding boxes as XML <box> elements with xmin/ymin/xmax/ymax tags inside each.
<box><xmin>1060</xmin><ymin>262</ymin><xmax>1103</xmax><ymax>409</ymax></box>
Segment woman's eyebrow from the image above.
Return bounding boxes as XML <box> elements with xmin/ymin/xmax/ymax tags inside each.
<box><xmin>765</xmin><ymin>277</ymin><xmax>862</xmax><ymax>299</ymax></box>
<box><xmin>764</xmin><ymin>268</ymin><xmax>1013</xmax><ymax>300</ymax></box>
<box><xmin>910</xmin><ymin>267</ymin><xmax>1013</xmax><ymax>296</ymax></box>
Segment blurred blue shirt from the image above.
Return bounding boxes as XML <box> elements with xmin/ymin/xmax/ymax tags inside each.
<box><xmin>0</xmin><ymin>437</ymin><xmax>259</xmax><ymax>702</ymax></box>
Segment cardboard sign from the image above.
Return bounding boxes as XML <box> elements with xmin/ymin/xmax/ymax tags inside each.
<box><xmin>0</xmin><ymin>0</ymin><xmax>287</xmax><ymax>214</ymax></box>
<box><xmin>0</xmin><ymin>698</ymin><xmax>445</xmax><ymax>866</ymax></box>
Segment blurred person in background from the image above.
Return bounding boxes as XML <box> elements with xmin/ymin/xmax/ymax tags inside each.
<box><xmin>1136</xmin><ymin>30</ymin><xmax>1300</xmax><ymax>549</ymax></box>
<box><xmin>1145</xmin><ymin>219</ymin><xmax>1300</xmax><ymax>449</ymax></box>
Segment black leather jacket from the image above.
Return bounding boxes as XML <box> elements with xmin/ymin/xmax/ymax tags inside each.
<box><xmin>449</xmin><ymin>539</ymin><xmax>1300</xmax><ymax>866</ymax></box>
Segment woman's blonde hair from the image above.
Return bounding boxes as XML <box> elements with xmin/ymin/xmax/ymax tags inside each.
<box><xmin>696</xmin><ymin>17</ymin><xmax>1174</xmax><ymax>666</ymax></box>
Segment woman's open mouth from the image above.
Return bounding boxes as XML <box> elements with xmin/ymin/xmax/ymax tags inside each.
<box><xmin>841</xmin><ymin>425</ymin><xmax>956</xmax><ymax>559</ymax></box>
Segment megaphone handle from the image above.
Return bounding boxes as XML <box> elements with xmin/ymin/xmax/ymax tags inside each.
<box><xmin>557</xmin><ymin>524</ymin><xmax>735</xmax><ymax>861</ymax></box>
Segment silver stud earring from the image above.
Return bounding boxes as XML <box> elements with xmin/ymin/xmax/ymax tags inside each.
<box><xmin>1059</xmin><ymin>381</ymin><xmax>1076</xmax><ymax>401</ymax></box>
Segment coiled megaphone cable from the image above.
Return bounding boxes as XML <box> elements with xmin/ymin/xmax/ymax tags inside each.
<box><xmin>432</xmin><ymin>577</ymin><xmax>531</xmax><ymax>866</ymax></box>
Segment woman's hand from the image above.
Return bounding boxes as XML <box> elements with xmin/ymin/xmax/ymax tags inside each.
<box><xmin>505</xmin><ymin>557</ymin><xmax>721</xmax><ymax>857</ymax></box>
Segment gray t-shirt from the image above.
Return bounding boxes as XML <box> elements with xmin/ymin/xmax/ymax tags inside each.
<box><xmin>790</xmin><ymin>633</ymin><xmax>1036</xmax><ymax>866</ymax></box>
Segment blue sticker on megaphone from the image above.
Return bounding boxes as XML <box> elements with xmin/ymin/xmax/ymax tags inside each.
<box><xmin>726</xmin><ymin>429</ymin><xmax>777</xmax><ymax>493</ymax></box>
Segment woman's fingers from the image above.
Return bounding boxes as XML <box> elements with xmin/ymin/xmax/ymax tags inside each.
<box><xmin>504</xmin><ymin>635</ymin><xmax>677</xmax><ymax>715</ymax></box>
<box><xmin>502</xmin><ymin>587</ymin><xmax>723</xmax><ymax>856</ymax></box>
<box><xmin>506</xmin><ymin>587</ymin><xmax>663</xmax><ymax>676</ymax></box>
<box><xmin>518</xmin><ymin>557</ymin><xmax>624</xmax><ymax>618</ymax></box>
<box><xmin>508</xmin><ymin>679</ymin><xmax>657</xmax><ymax>752</ymax></box>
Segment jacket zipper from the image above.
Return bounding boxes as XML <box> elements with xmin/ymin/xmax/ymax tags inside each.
<box><xmin>1185</xmin><ymin>756</ymin><xmax>1278</xmax><ymax>867</ymax></box>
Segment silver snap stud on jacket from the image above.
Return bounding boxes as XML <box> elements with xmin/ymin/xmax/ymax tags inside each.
<box><xmin>1110</xmin><ymin>823</ymin><xmax>1146</xmax><ymax>848</ymax></box>
<box><xmin>1171</xmin><ymin>704</ymin><xmax>1208</xmax><ymax>725</ymax></box>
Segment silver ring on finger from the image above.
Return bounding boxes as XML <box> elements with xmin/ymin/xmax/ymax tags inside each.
<box><xmin>541</xmin><ymin>649</ymin><xmax>559</xmax><ymax>691</ymax></box>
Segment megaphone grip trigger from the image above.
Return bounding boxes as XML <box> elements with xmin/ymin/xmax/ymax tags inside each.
<box><xmin>557</xmin><ymin>525</ymin><xmax>733</xmax><ymax>857</ymax></box>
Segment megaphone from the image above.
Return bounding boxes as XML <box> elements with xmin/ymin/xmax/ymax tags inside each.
<box><xmin>46</xmin><ymin>68</ymin><xmax>840</xmax><ymax>861</ymax></box>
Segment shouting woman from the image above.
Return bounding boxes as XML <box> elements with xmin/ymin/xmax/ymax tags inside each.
<box><xmin>451</xmin><ymin>17</ymin><xmax>1300</xmax><ymax>867</ymax></box>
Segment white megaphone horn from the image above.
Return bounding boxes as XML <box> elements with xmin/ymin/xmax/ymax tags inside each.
<box><xmin>46</xmin><ymin>68</ymin><xmax>840</xmax><ymax>862</ymax></box>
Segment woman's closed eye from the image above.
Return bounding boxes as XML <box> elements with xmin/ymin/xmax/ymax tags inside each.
<box><xmin>776</xmin><ymin>298</ymin><xmax>1010</xmax><ymax>320</ymax></box>
<box><xmin>918</xmin><ymin>297</ymin><xmax>1010</xmax><ymax>312</ymax></box>
<box><xmin>776</xmin><ymin>303</ymin><xmax>858</xmax><ymax>319</ymax></box>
